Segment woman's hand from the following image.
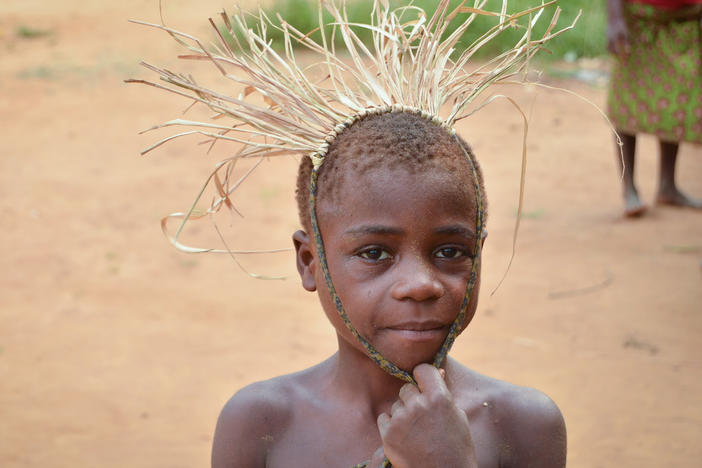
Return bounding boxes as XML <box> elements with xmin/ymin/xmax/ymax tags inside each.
<box><xmin>375</xmin><ymin>364</ymin><xmax>478</xmax><ymax>468</ymax></box>
<box><xmin>607</xmin><ymin>0</ymin><xmax>630</xmax><ymax>56</ymax></box>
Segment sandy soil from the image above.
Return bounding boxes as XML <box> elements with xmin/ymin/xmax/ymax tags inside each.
<box><xmin>1</xmin><ymin>1</ymin><xmax>701</xmax><ymax>467</ymax></box>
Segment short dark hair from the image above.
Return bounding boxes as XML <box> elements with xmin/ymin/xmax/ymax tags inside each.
<box><xmin>295</xmin><ymin>111</ymin><xmax>487</xmax><ymax>230</ymax></box>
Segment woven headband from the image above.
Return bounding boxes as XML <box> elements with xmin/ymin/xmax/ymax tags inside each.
<box><xmin>309</xmin><ymin>104</ymin><xmax>455</xmax><ymax>169</ymax></box>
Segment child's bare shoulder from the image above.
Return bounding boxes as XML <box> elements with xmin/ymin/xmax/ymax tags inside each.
<box><xmin>211</xmin><ymin>367</ymin><xmax>319</xmax><ymax>468</ymax></box>
<box><xmin>448</xmin><ymin>359</ymin><xmax>566</xmax><ymax>467</ymax></box>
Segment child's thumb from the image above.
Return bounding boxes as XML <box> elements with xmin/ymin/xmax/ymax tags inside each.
<box><xmin>368</xmin><ymin>446</ymin><xmax>387</xmax><ymax>468</ymax></box>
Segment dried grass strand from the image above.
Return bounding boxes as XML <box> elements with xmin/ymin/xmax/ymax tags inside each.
<box><xmin>129</xmin><ymin>0</ymin><xmax>578</xmax><ymax>276</ymax></box>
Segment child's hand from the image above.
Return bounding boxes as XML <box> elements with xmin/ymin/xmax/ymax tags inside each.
<box><xmin>376</xmin><ymin>364</ymin><xmax>478</xmax><ymax>468</ymax></box>
<box><xmin>367</xmin><ymin>446</ymin><xmax>387</xmax><ymax>468</ymax></box>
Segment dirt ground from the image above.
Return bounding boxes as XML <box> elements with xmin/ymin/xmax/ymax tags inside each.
<box><xmin>1</xmin><ymin>1</ymin><xmax>701</xmax><ymax>467</ymax></box>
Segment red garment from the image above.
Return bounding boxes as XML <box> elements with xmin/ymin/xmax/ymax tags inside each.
<box><xmin>629</xmin><ymin>0</ymin><xmax>702</xmax><ymax>9</ymax></box>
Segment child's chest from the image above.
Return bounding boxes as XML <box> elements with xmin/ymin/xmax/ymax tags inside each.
<box><xmin>264</xmin><ymin>402</ymin><xmax>505</xmax><ymax>468</ymax></box>
<box><xmin>265</xmin><ymin>403</ymin><xmax>380</xmax><ymax>467</ymax></box>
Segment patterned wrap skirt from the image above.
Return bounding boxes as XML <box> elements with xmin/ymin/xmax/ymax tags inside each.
<box><xmin>608</xmin><ymin>3</ymin><xmax>702</xmax><ymax>143</ymax></box>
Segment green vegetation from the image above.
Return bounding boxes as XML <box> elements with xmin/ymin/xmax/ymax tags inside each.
<box><xmin>15</xmin><ymin>25</ymin><xmax>53</xmax><ymax>39</ymax></box>
<box><xmin>237</xmin><ymin>0</ymin><xmax>606</xmax><ymax>61</ymax></box>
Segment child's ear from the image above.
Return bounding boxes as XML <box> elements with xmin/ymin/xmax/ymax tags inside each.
<box><xmin>292</xmin><ymin>230</ymin><xmax>317</xmax><ymax>292</ymax></box>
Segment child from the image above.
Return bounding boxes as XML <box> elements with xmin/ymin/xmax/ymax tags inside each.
<box><xmin>211</xmin><ymin>111</ymin><xmax>566</xmax><ymax>467</ymax></box>
<box><xmin>607</xmin><ymin>0</ymin><xmax>702</xmax><ymax>216</ymax></box>
<box><xmin>131</xmin><ymin>2</ymin><xmax>573</xmax><ymax>466</ymax></box>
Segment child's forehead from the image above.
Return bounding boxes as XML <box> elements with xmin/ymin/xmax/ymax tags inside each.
<box><xmin>319</xmin><ymin>162</ymin><xmax>478</xmax><ymax>219</ymax></box>
<box><xmin>343</xmin><ymin>155</ymin><xmax>475</xmax><ymax>194</ymax></box>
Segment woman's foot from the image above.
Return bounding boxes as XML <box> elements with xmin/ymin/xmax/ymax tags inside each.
<box><xmin>624</xmin><ymin>189</ymin><xmax>647</xmax><ymax>217</ymax></box>
<box><xmin>656</xmin><ymin>141</ymin><xmax>700</xmax><ymax>209</ymax></box>
<box><xmin>656</xmin><ymin>188</ymin><xmax>702</xmax><ymax>209</ymax></box>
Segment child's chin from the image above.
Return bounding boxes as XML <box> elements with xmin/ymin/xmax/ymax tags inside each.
<box><xmin>378</xmin><ymin>345</ymin><xmax>443</xmax><ymax>373</ymax></box>
<box><xmin>376</xmin><ymin>331</ymin><xmax>448</xmax><ymax>370</ymax></box>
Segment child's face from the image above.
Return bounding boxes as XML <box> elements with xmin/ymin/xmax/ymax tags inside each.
<box><xmin>295</xmin><ymin>163</ymin><xmax>482</xmax><ymax>371</ymax></box>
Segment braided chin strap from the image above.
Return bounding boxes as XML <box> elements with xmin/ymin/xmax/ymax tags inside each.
<box><xmin>308</xmin><ymin>107</ymin><xmax>485</xmax><ymax>468</ymax></box>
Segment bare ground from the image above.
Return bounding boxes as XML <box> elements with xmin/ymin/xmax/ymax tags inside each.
<box><xmin>1</xmin><ymin>1</ymin><xmax>701</xmax><ymax>467</ymax></box>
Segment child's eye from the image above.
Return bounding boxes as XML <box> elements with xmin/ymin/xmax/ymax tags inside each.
<box><xmin>358</xmin><ymin>248</ymin><xmax>390</xmax><ymax>261</ymax></box>
<box><xmin>435</xmin><ymin>247</ymin><xmax>465</xmax><ymax>259</ymax></box>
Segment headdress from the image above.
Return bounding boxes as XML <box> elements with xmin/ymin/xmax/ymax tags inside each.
<box><xmin>129</xmin><ymin>2</ymin><xmax>575</xmax><ymax>466</ymax></box>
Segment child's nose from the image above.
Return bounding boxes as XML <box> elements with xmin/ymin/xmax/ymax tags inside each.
<box><xmin>389</xmin><ymin>258</ymin><xmax>444</xmax><ymax>302</ymax></box>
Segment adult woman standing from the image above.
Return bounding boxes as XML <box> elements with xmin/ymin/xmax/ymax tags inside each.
<box><xmin>608</xmin><ymin>0</ymin><xmax>702</xmax><ymax>216</ymax></box>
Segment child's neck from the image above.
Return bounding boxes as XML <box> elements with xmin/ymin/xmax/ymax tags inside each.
<box><xmin>330</xmin><ymin>336</ymin><xmax>411</xmax><ymax>417</ymax></box>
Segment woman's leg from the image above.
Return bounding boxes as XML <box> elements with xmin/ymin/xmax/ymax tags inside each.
<box><xmin>617</xmin><ymin>131</ymin><xmax>647</xmax><ymax>217</ymax></box>
<box><xmin>656</xmin><ymin>140</ymin><xmax>702</xmax><ymax>209</ymax></box>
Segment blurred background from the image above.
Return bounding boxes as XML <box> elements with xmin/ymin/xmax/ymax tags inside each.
<box><xmin>1</xmin><ymin>0</ymin><xmax>700</xmax><ymax>466</ymax></box>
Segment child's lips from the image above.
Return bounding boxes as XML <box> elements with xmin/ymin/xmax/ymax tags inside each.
<box><xmin>384</xmin><ymin>322</ymin><xmax>448</xmax><ymax>341</ymax></box>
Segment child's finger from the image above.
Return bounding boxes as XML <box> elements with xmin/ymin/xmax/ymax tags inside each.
<box><xmin>368</xmin><ymin>446</ymin><xmax>386</xmax><ymax>468</ymax></box>
<box><xmin>390</xmin><ymin>399</ymin><xmax>404</xmax><ymax>416</ymax></box>
<box><xmin>376</xmin><ymin>412</ymin><xmax>391</xmax><ymax>438</ymax></box>
<box><xmin>398</xmin><ymin>381</ymin><xmax>419</xmax><ymax>403</ymax></box>
<box><xmin>413</xmin><ymin>363</ymin><xmax>449</xmax><ymax>396</ymax></box>
<box><xmin>439</xmin><ymin>368</ymin><xmax>446</xmax><ymax>379</ymax></box>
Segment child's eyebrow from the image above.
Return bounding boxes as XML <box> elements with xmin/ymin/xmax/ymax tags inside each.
<box><xmin>434</xmin><ymin>225</ymin><xmax>476</xmax><ymax>239</ymax></box>
<box><xmin>342</xmin><ymin>224</ymin><xmax>476</xmax><ymax>239</ymax></box>
<box><xmin>343</xmin><ymin>225</ymin><xmax>404</xmax><ymax>238</ymax></box>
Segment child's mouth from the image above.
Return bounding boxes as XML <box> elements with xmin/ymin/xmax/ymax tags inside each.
<box><xmin>384</xmin><ymin>322</ymin><xmax>448</xmax><ymax>341</ymax></box>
